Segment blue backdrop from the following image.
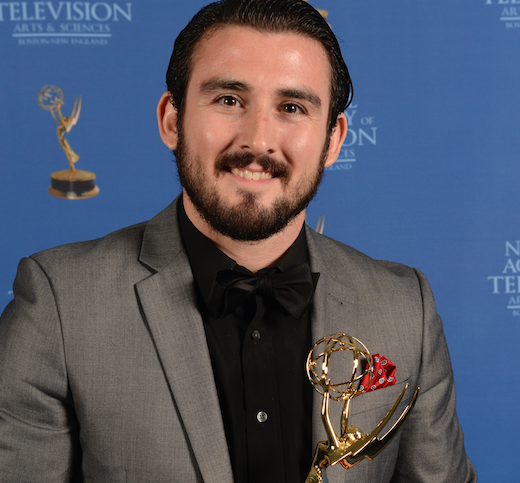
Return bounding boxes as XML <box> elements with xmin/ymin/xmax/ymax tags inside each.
<box><xmin>1</xmin><ymin>1</ymin><xmax>519</xmax><ymax>480</ymax></box>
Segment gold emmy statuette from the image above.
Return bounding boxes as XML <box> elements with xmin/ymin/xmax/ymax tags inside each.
<box><xmin>305</xmin><ymin>334</ymin><xmax>420</xmax><ymax>483</ymax></box>
<box><xmin>37</xmin><ymin>85</ymin><xmax>99</xmax><ymax>199</ymax></box>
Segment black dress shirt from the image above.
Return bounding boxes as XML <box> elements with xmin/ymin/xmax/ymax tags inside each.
<box><xmin>178</xmin><ymin>201</ymin><xmax>316</xmax><ymax>483</ymax></box>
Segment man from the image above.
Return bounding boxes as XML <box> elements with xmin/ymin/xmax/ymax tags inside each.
<box><xmin>0</xmin><ymin>0</ymin><xmax>476</xmax><ymax>482</ymax></box>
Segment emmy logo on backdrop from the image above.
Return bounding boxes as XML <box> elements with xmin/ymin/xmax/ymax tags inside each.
<box><xmin>38</xmin><ymin>85</ymin><xmax>99</xmax><ymax>199</ymax></box>
<box><xmin>305</xmin><ymin>334</ymin><xmax>419</xmax><ymax>483</ymax></box>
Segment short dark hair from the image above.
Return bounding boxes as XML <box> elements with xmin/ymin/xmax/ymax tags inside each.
<box><xmin>166</xmin><ymin>0</ymin><xmax>353</xmax><ymax>132</ymax></box>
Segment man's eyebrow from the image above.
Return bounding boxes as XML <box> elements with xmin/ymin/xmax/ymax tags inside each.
<box><xmin>198</xmin><ymin>78</ymin><xmax>252</xmax><ymax>94</ymax></box>
<box><xmin>277</xmin><ymin>88</ymin><xmax>322</xmax><ymax>110</ymax></box>
<box><xmin>197</xmin><ymin>80</ymin><xmax>323</xmax><ymax>110</ymax></box>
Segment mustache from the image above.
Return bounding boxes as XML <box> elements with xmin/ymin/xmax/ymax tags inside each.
<box><xmin>215</xmin><ymin>152</ymin><xmax>291</xmax><ymax>180</ymax></box>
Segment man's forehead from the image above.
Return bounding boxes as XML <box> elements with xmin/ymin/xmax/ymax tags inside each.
<box><xmin>188</xmin><ymin>25</ymin><xmax>332</xmax><ymax>89</ymax></box>
<box><xmin>191</xmin><ymin>25</ymin><xmax>330</xmax><ymax>68</ymax></box>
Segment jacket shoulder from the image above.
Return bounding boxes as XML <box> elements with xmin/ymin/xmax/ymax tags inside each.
<box><xmin>306</xmin><ymin>228</ymin><xmax>423</xmax><ymax>287</ymax></box>
<box><xmin>30</xmin><ymin>220</ymin><xmax>148</xmax><ymax>270</ymax></box>
<box><xmin>29</xmin><ymin>199</ymin><xmax>181</xmax><ymax>274</ymax></box>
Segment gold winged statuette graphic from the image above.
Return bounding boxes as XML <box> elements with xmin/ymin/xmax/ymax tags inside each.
<box><xmin>38</xmin><ymin>85</ymin><xmax>99</xmax><ymax>199</ymax></box>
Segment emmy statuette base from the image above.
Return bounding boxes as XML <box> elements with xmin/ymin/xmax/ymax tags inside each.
<box><xmin>49</xmin><ymin>169</ymin><xmax>99</xmax><ymax>200</ymax></box>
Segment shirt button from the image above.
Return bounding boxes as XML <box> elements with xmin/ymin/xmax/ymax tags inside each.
<box><xmin>257</xmin><ymin>411</ymin><xmax>268</xmax><ymax>423</ymax></box>
<box><xmin>251</xmin><ymin>330</ymin><xmax>261</xmax><ymax>340</ymax></box>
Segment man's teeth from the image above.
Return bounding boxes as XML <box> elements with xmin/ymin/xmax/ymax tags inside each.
<box><xmin>231</xmin><ymin>168</ymin><xmax>273</xmax><ymax>180</ymax></box>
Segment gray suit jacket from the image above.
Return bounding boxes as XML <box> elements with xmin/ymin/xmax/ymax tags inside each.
<box><xmin>0</xmin><ymin>199</ymin><xmax>476</xmax><ymax>482</ymax></box>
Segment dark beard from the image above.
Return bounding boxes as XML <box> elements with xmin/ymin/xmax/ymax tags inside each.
<box><xmin>174</xmin><ymin>132</ymin><xmax>329</xmax><ymax>242</ymax></box>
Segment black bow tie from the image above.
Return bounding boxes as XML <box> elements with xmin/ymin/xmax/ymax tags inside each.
<box><xmin>207</xmin><ymin>262</ymin><xmax>319</xmax><ymax>320</ymax></box>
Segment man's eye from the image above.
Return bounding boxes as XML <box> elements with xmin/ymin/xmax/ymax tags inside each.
<box><xmin>282</xmin><ymin>103</ymin><xmax>303</xmax><ymax>114</ymax></box>
<box><xmin>218</xmin><ymin>96</ymin><xmax>239</xmax><ymax>107</ymax></box>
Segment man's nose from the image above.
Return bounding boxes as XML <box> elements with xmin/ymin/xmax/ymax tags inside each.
<box><xmin>238</xmin><ymin>107</ymin><xmax>277</xmax><ymax>157</ymax></box>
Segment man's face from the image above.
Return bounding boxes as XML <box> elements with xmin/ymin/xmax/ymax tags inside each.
<box><xmin>174</xmin><ymin>26</ymin><xmax>344</xmax><ymax>241</ymax></box>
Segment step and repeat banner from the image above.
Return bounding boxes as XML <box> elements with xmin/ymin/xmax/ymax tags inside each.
<box><xmin>1</xmin><ymin>1</ymin><xmax>518</xmax><ymax>479</ymax></box>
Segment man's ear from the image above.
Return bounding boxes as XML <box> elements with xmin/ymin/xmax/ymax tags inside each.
<box><xmin>157</xmin><ymin>91</ymin><xmax>179</xmax><ymax>150</ymax></box>
<box><xmin>323</xmin><ymin>113</ymin><xmax>348</xmax><ymax>169</ymax></box>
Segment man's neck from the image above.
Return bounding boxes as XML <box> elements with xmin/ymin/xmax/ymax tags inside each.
<box><xmin>182</xmin><ymin>192</ymin><xmax>306</xmax><ymax>273</ymax></box>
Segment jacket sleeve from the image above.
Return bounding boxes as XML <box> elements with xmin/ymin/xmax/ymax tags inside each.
<box><xmin>0</xmin><ymin>257</ymin><xmax>79</xmax><ymax>482</ymax></box>
<box><xmin>390</xmin><ymin>268</ymin><xmax>477</xmax><ymax>482</ymax></box>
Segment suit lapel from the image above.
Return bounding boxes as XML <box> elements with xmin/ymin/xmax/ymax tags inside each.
<box><xmin>305</xmin><ymin>228</ymin><xmax>406</xmax><ymax>482</ymax></box>
<box><xmin>135</xmin><ymin>199</ymin><xmax>233</xmax><ymax>483</ymax></box>
<box><xmin>306</xmin><ymin>227</ymin><xmax>360</xmax><ymax>455</ymax></box>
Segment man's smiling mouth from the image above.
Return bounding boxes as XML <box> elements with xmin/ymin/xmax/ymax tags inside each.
<box><xmin>230</xmin><ymin>168</ymin><xmax>273</xmax><ymax>180</ymax></box>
